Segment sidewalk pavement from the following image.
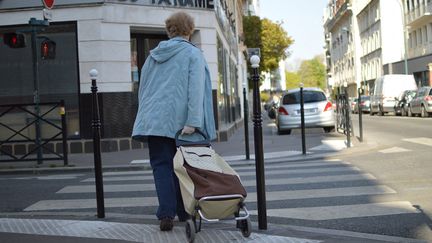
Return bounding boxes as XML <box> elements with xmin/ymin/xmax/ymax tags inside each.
<box><xmin>2</xmin><ymin>121</ymin><xmax>423</xmax><ymax>242</ymax></box>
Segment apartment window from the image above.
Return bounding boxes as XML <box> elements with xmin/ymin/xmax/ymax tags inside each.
<box><xmin>418</xmin><ymin>29</ymin><xmax>422</xmax><ymax>45</ymax></box>
<box><xmin>424</xmin><ymin>26</ymin><xmax>428</xmax><ymax>43</ymax></box>
<box><xmin>430</xmin><ymin>23</ymin><xmax>432</xmax><ymax>42</ymax></box>
<box><xmin>409</xmin><ymin>33</ymin><xmax>413</xmax><ymax>48</ymax></box>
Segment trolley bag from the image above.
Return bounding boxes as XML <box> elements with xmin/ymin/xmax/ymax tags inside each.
<box><xmin>173</xmin><ymin>130</ymin><xmax>247</xmax><ymax>220</ymax></box>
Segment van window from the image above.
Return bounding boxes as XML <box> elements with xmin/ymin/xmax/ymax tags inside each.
<box><xmin>283</xmin><ymin>91</ymin><xmax>326</xmax><ymax>104</ymax></box>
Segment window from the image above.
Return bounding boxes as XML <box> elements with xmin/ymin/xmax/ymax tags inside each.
<box><xmin>418</xmin><ymin>28</ymin><xmax>423</xmax><ymax>44</ymax></box>
<box><xmin>282</xmin><ymin>91</ymin><xmax>326</xmax><ymax>105</ymax></box>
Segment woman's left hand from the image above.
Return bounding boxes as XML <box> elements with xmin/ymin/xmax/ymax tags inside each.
<box><xmin>181</xmin><ymin>126</ymin><xmax>195</xmax><ymax>135</ymax></box>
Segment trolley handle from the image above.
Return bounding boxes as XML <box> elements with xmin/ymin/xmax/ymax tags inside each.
<box><xmin>175</xmin><ymin>129</ymin><xmax>210</xmax><ymax>147</ymax></box>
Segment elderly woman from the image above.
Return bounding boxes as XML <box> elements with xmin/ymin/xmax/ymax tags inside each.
<box><xmin>132</xmin><ymin>12</ymin><xmax>216</xmax><ymax>231</ymax></box>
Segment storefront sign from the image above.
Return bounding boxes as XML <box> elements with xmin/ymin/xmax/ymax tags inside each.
<box><xmin>0</xmin><ymin>0</ymin><xmax>214</xmax><ymax>10</ymax></box>
<box><xmin>151</xmin><ymin>0</ymin><xmax>214</xmax><ymax>9</ymax></box>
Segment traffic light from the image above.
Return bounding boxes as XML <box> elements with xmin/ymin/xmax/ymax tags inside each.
<box><xmin>3</xmin><ymin>33</ymin><xmax>26</xmax><ymax>48</ymax></box>
<box><xmin>41</xmin><ymin>39</ymin><xmax>56</xmax><ymax>59</ymax></box>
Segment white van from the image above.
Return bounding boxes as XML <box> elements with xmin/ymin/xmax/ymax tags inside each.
<box><xmin>370</xmin><ymin>74</ymin><xmax>417</xmax><ymax>116</ymax></box>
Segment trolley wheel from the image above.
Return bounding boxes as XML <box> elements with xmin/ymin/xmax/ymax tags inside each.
<box><xmin>239</xmin><ymin>218</ymin><xmax>252</xmax><ymax>237</ymax></box>
<box><xmin>185</xmin><ymin>220</ymin><xmax>196</xmax><ymax>243</ymax></box>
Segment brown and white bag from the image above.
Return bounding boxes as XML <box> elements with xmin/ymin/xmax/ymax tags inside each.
<box><xmin>173</xmin><ymin>143</ymin><xmax>247</xmax><ymax>219</ymax></box>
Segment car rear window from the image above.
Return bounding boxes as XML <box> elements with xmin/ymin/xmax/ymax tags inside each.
<box><xmin>282</xmin><ymin>91</ymin><xmax>326</xmax><ymax>105</ymax></box>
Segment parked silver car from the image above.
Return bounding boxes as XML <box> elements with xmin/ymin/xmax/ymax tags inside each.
<box><xmin>408</xmin><ymin>86</ymin><xmax>432</xmax><ymax>117</ymax></box>
<box><xmin>353</xmin><ymin>95</ymin><xmax>370</xmax><ymax>113</ymax></box>
<box><xmin>275</xmin><ymin>88</ymin><xmax>335</xmax><ymax>135</ymax></box>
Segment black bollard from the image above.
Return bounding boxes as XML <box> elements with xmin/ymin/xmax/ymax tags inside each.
<box><xmin>90</xmin><ymin>69</ymin><xmax>105</xmax><ymax>218</ymax></box>
<box><xmin>243</xmin><ymin>86</ymin><xmax>250</xmax><ymax>160</ymax></box>
<box><xmin>300</xmin><ymin>84</ymin><xmax>306</xmax><ymax>155</ymax></box>
<box><xmin>60</xmin><ymin>100</ymin><xmax>68</xmax><ymax>166</ymax></box>
<box><xmin>344</xmin><ymin>87</ymin><xmax>351</xmax><ymax>148</ymax></box>
<box><xmin>250</xmin><ymin>55</ymin><xmax>267</xmax><ymax>230</ymax></box>
<box><xmin>358</xmin><ymin>88</ymin><xmax>363</xmax><ymax>142</ymax></box>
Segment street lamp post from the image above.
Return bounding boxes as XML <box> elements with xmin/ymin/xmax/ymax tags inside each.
<box><xmin>90</xmin><ymin>69</ymin><xmax>105</xmax><ymax>218</ymax></box>
<box><xmin>250</xmin><ymin>55</ymin><xmax>267</xmax><ymax>230</ymax></box>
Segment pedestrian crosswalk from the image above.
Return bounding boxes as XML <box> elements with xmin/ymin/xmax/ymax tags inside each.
<box><xmin>23</xmin><ymin>158</ymin><xmax>421</xmax><ymax>224</ymax></box>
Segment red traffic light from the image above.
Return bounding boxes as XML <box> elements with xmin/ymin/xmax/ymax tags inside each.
<box><xmin>41</xmin><ymin>39</ymin><xmax>56</xmax><ymax>59</ymax></box>
<box><xmin>3</xmin><ymin>33</ymin><xmax>26</xmax><ymax>48</ymax></box>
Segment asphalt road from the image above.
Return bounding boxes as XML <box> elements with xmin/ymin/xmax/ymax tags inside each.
<box><xmin>0</xmin><ymin>113</ymin><xmax>431</xmax><ymax>242</ymax></box>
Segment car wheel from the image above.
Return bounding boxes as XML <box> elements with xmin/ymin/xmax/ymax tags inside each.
<box><xmin>401</xmin><ymin>107</ymin><xmax>406</xmax><ymax>116</ymax></box>
<box><xmin>323</xmin><ymin>126</ymin><xmax>335</xmax><ymax>133</ymax></box>
<box><xmin>277</xmin><ymin>127</ymin><xmax>291</xmax><ymax>135</ymax></box>
<box><xmin>421</xmin><ymin>106</ymin><xmax>429</xmax><ymax>118</ymax></box>
<box><xmin>378</xmin><ymin>106</ymin><xmax>384</xmax><ymax>116</ymax></box>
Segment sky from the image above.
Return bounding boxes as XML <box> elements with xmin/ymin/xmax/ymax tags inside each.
<box><xmin>260</xmin><ymin>0</ymin><xmax>328</xmax><ymax>71</ymax></box>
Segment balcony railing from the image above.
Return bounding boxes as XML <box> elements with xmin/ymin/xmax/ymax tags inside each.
<box><xmin>405</xmin><ymin>3</ymin><xmax>432</xmax><ymax>26</ymax></box>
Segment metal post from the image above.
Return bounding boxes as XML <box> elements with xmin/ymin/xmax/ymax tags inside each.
<box><xmin>30</xmin><ymin>20</ymin><xmax>43</xmax><ymax>165</ymax></box>
<box><xmin>357</xmin><ymin>88</ymin><xmax>363</xmax><ymax>142</ymax></box>
<box><xmin>344</xmin><ymin>87</ymin><xmax>351</xmax><ymax>148</ymax></box>
<box><xmin>300</xmin><ymin>85</ymin><xmax>306</xmax><ymax>155</ymax></box>
<box><xmin>60</xmin><ymin>100</ymin><xmax>68</xmax><ymax>166</ymax></box>
<box><xmin>250</xmin><ymin>55</ymin><xmax>267</xmax><ymax>230</ymax></box>
<box><xmin>90</xmin><ymin>69</ymin><xmax>105</xmax><ymax>218</ymax></box>
<box><xmin>243</xmin><ymin>87</ymin><xmax>250</xmax><ymax>160</ymax></box>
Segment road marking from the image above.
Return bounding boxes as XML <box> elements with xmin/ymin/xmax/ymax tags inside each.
<box><xmin>82</xmin><ymin>166</ymin><xmax>360</xmax><ymax>182</ymax></box>
<box><xmin>24</xmin><ymin>197</ymin><xmax>159</xmax><ymax>211</ymax></box>
<box><xmin>57</xmin><ymin>184</ymin><xmax>156</xmax><ymax>193</ymax></box>
<box><xmin>310</xmin><ymin>140</ymin><xmax>352</xmax><ymax>151</ymax></box>
<box><xmin>58</xmin><ymin>173</ymin><xmax>376</xmax><ymax>194</ymax></box>
<box><xmin>246</xmin><ymin>185</ymin><xmax>395</xmax><ymax>202</ymax></box>
<box><xmin>249</xmin><ymin>201</ymin><xmax>419</xmax><ymax>220</ymax></box>
<box><xmin>242</xmin><ymin>173</ymin><xmax>376</xmax><ymax>186</ymax></box>
<box><xmin>379</xmin><ymin>147</ymin><xmax>411</xmax><ymax>154</ymax></box>
<box><xmin>12</xmin><ymin>174</ymin><xmax>84</xmax><ymax>180</ymax></box>
<box><xmin>131</xmin><ymin>151</ymin><xmax>305</xmax><ymax>165</ymax></box>
<box><xmin>402</xmin><ymin>137</ymin><xmax>432</xmax><ymax>147</ymax></box>
<box><xmin>27</xmin><ymin>185</ymin><xmax>393</xmax><ymax>211</ymax></box>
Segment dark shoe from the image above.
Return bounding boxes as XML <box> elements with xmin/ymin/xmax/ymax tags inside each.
<box><xmin>160</xmin><ymin>217</ymin><xmax>173</xmax><ymax>231</ymax></box>
<box><xmin>178</xmin><ymin>215</ymin><xmax>191</xmax><ymax>222</ymax></box>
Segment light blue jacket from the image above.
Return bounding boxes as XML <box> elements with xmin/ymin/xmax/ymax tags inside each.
<box><xmin>132</xmin><ymin>37</ymin><xmax>216</xmax><ymax>141</ymax></box>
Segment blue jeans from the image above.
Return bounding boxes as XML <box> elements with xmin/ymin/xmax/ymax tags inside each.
<box><xmin>148</xmin><ymin>136</ymin><xmax>188</xmax><ymax>220</ymax></box>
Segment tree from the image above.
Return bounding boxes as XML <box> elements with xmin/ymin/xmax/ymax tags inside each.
<box><xmin>285</xmin><ymin>71</ymin><xmax>301</xmax><ymax>90</ymax></box>
<box><xmin>297</xmin><ymin>55</ymin><xmax>326</xmax><ymax>89</ymax></box>
<box><xmin>261</xmin><ymin>19</ymin><xmax>293</xmax><ymax>72</ymax></box>
<box><xmin>243</xmin><ymin>16</ymin><xmax>293</xmax><ymax>88</ymax></box>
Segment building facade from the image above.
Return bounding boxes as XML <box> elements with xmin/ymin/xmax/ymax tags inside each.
<box><xmin>0</xmin><ymin>0</ymin><xmax>248</xmax><ymax>154</ymax></box>
<box><xmin>387</xmin><ymin>0</ymin><xmax>432</xmax><ymax>87</ymax></box>
<box><xmin>324</xmin><ymin>0</ymin><xmax>432</xmax><ymax>98</ymax></box>
<box><xmin>324</xmin><ymin>0</ymin><xmax>359</xmax><ymax>97</ymax></box>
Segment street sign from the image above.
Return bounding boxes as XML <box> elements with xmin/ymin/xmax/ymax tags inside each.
<box><xmin>41</xmin><ymin>0</ymin><xmax>55</xmax><ymax>9</ymax></box>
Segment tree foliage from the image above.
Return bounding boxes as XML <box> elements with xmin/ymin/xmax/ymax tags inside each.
<box><xmin>261</xmin><ymin>19</ymin><xmax>293</xmax><ymax>72</ymax></box>
<box><xmin>297</xmin><ymin>55</ymin><xmax>326</xmax><ymax>89</ymax></box>
<box><xmin>285</xmin><ymin>71</ymin><xmax>301</xmax><ymax>90</ymax></box>
<box><xmin>243</xmin><ymin>16</ymin><xmax>293</xmax><ymax>88</ymax></box>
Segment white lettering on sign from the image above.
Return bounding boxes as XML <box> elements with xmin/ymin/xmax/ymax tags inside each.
<box><xmin>151</xmin><ymin>0</ymin><xmax>214</xmax><ymax>9</ymax></box>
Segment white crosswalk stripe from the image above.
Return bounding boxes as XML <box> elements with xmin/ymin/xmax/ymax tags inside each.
<box><xmin>24</xmin><ymin>159</ymin><xmax>419</xmax><ymax>222</ymax></box>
